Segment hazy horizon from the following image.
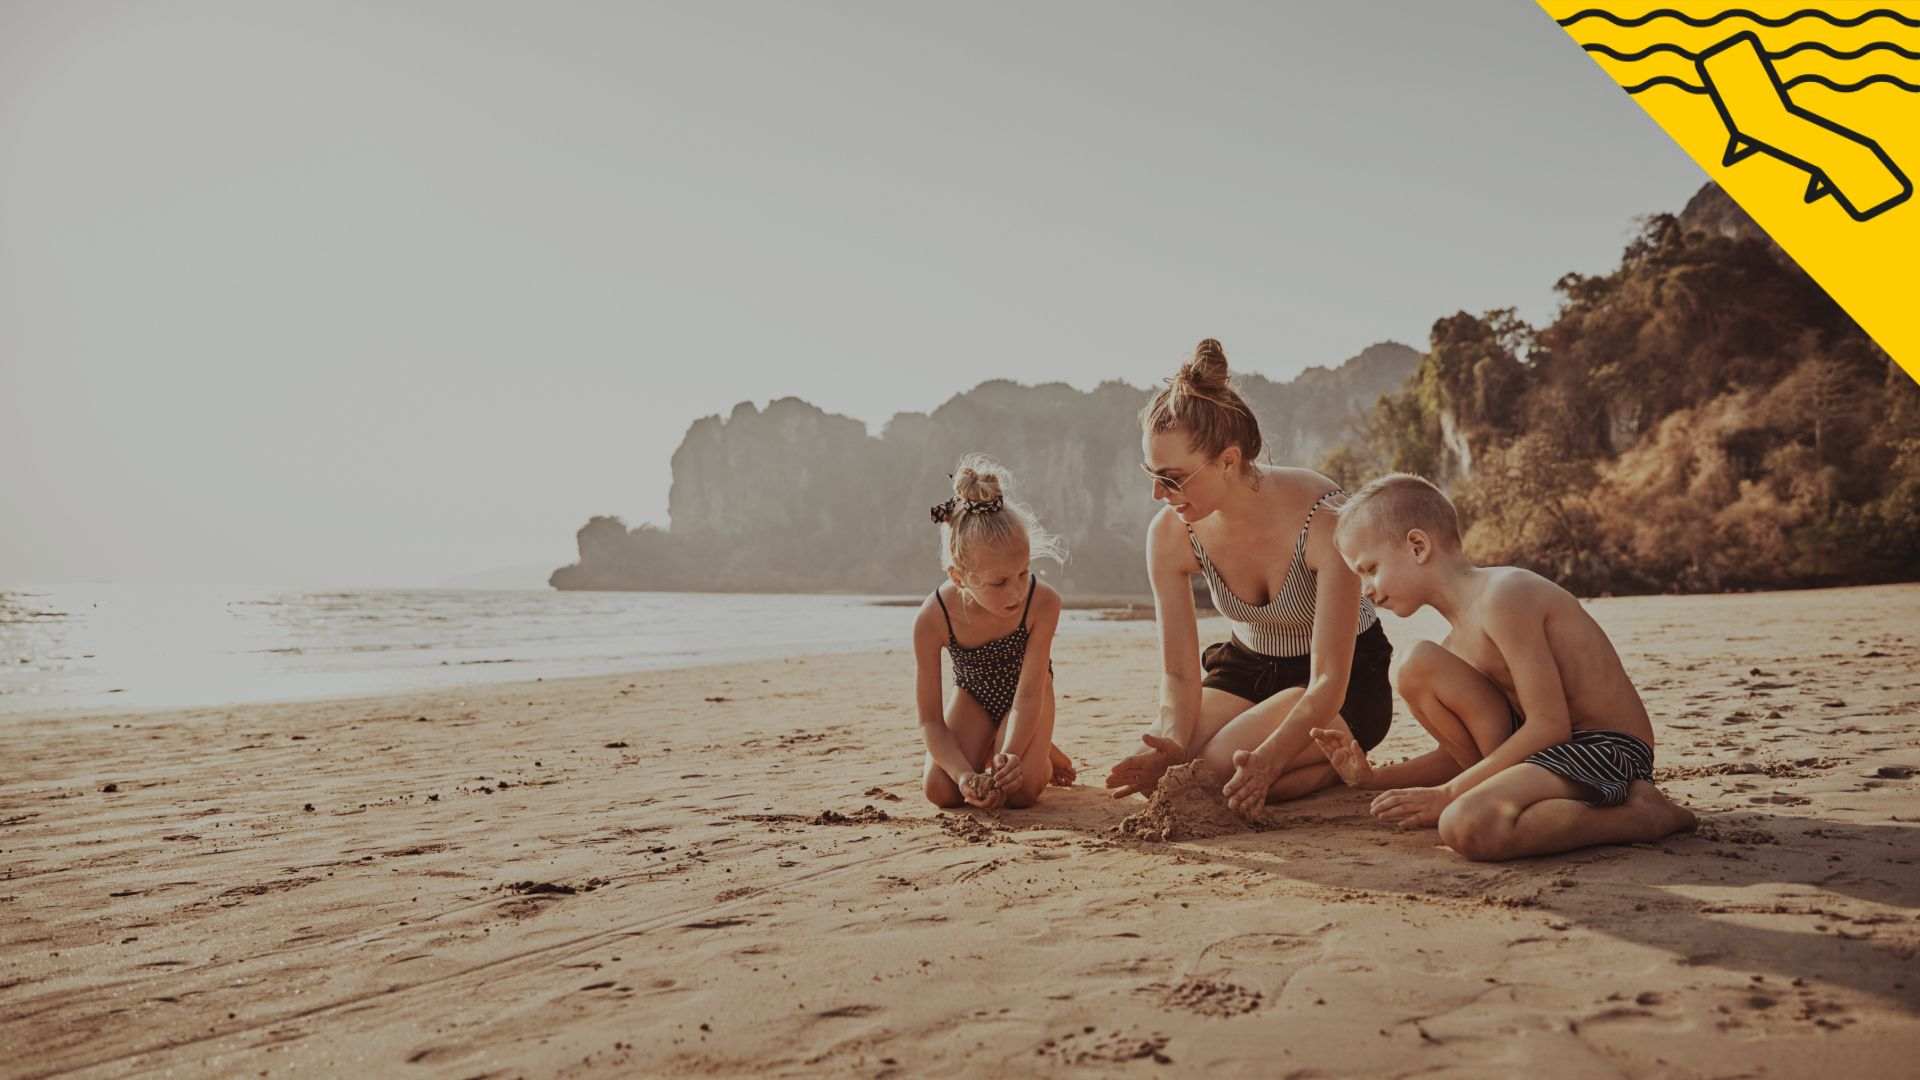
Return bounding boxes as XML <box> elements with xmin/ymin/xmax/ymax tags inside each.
<box><xmin>2</xmin><ymin>2</ymin><xmax>1708</xmax><ymax>588</ymax></box>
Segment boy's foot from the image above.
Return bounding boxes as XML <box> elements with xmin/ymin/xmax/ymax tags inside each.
<box><xmin>1624</xmin><ymin>781</ymin><xmax>1697</xmax><ymax>839</ymax></box>
<box><xmin>1049</xmin><ymin>744</ymin><xmax>1077</xmax><ymax>787</ymax></box>
<box><xmin>1309</xmin><ymin>727</ymin><xmax>1374</xmax><ymax>789</ymax></box>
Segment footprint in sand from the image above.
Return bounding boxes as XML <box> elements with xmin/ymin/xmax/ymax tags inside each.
<box><xmin>1138</xmin><ymin>977</ymin><xmax>1264</xmax><ymax>1017</ymax></box>
<box><xmin>1037</xmin><ymin>1028</ymin><xmax>1172</xmax><ymax>1066</ymax></box>
<box><xmin>1694</xmin><ymin>820</ymin><xmax>1777</xmax><ymax>845</ymax></box>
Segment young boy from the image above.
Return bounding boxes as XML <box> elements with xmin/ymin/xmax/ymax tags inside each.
<box><xmin>1308</xmin><ymin>474</ymin><xmax>1695</xmax><ymax>861</ymax></box>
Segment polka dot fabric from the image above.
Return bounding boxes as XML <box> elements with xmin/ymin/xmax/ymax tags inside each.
<box><xmin>936</xmin><ymin>577</ymin><xmax>1039</xmax><ymax>724</ymax></box>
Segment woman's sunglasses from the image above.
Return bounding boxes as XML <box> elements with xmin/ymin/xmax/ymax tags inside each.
<box><xmin>1139</xmin><ymin>463</ymin><xmax>1188</xmax><ymax>493</ymax></box>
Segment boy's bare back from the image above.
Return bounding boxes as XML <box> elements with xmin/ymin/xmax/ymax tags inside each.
<box><xmin>1441</xmin><ymin>566</ymin><xmax>1653</xmax><ymax>747</ymax></box>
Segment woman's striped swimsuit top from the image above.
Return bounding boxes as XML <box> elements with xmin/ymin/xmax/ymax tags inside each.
<box><xmin>1188</xmin><ymin>488</ymin><xmax>1378</xmax><ymax>659</ymax></box>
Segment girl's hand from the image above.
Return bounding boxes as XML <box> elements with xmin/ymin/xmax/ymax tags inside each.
<box><xmin>1223</xmin><ymin>748</ymin><xmax>1279</xmax><ymax>817</ymax></box>
<box><xmin>988</xmin><ymin>751</ymin><xmax>1023</xmax><ymax>794</ymax></box>
<box><xmin>1105</xmin><ymin>733</ymin><xmax>1185</xmax><ymax>799</ymax></box>
<box><xmin>1049</xmin><ymin>745</ymin><xmax>1077</xmax><ymax>787</ymax></box>
<box><xmin>958</xmin><ymin>771</ymin><xmax>994</xmax><ymax>806</ymax></box>
<box><xmin>959</xmin><ymin>771</ymin><xmax>1006</xmax><ymax>810</ymax></box>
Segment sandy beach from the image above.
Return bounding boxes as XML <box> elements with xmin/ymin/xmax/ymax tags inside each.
<box><xmin>4</xmin><ymin>585</ymin><xmax>1918</xmax><ymax>1078</ymax></box>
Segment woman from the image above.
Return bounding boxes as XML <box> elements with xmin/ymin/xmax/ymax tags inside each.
<box><xmin>1103</xmin><ymin>338</ymin><xmax>1395</xmax><ymax>814</ymax></box>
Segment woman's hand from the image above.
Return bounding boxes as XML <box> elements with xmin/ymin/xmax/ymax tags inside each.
<box><xmin>1104</xmin><ymin>733</ymin><xmax>1186</xmax><ymax>799</ymax></box>
<box><xmin>1222</xmin><ymin>748</ymin><xmax>1280</xmax><ymax>816</ymax></box>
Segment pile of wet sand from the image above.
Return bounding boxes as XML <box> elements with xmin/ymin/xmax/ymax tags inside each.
<box><xmin>1115</xmin><ymin>762</ymin><xmax>1275</xmax><ymax>841</ymax></box>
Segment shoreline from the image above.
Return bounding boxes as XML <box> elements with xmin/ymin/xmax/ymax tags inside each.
<box><xmin>4</xmin><ymin>585</ymin><xmax>1918</xmax><ymax>1076</ymax></box>
<box><xmin>0</xmin><ymin>620</ymin><xmax>1169</xmax><ymax>724</ymax></box>
<box><xmin>0</xmin><ymin>636</ymin><xmax>970</xmax><ymax>724</ymax></box>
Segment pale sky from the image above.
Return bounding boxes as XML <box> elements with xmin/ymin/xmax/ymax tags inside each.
<box><xmin>1</xmin><ymin>1</ymin><xmax>1705</xmax><ymax>588</ymax></box>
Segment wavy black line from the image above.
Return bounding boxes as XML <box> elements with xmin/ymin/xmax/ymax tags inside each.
<box><xmin>1560</xmin><ymin>8</ymin><xmax>1920</xmax><ymax>29</ymax></box>
<box><xmin>1622</xmin><ymin>76</ymin><xmax>1710</xmax><ymax>93</ymax></box>
<box><xmin>1586</xmin><ymin>41</ymin><xmax>1920</xmax><ymax>62</ymax></box>
<box><xmin>1622</xmin><ymin>72</ymin><xmax>1920</xmax><ymax>94</ymax></box>
<box><xmin>1782</xmin><ymin>72</ymin><xmax>1920</xmax><ymax>91</ymax></box>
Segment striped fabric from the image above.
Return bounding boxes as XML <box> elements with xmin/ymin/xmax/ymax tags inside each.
<box><xmin>1523</xmin><ymin>730</ymin><xmax>1655</xmax><ymax>807</ymax></box>
<box><xmin>1188</xmin><ymin>489</ymin><xmax>1378</xmax><ymax>659</ymax></box>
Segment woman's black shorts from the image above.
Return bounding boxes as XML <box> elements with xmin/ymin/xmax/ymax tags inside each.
<box><xmin>1199</xmin><ymin>621</ymin><xmax>1394</xmax><ymax>751</ymax></box>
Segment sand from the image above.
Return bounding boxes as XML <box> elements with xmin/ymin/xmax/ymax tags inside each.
<box><xmin>3</xmin><ymin>585</ymin><xmax>1918</xmax><ymax>1077</ymax></box>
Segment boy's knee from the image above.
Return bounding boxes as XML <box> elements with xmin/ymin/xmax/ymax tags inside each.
<box><xmin>1438</xmin><ymin>800</ymin><xmax>1512</xmax><ymax>862</ymax></box>
<box><xmin>1395</xmin><ymin>641</ymin><xmax>1447</xmax><ymax>696</ymax></box>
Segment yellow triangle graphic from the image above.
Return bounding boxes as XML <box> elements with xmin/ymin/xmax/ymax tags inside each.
<box><xmin>1539</xmin><ymin>1</ymin><xmax>1920</xmax><ymax>383</ymax></box>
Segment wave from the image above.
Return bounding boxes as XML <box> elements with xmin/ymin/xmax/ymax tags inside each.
<box><xmin>1560</xmin><ymin>8</ymin><xmax>1920</xmax><ymax>29</ymax></box>
<box><xmin>1587</xmin><ymin>41</ymin><xmax>1920</xmax><ymax>62</ymax></box>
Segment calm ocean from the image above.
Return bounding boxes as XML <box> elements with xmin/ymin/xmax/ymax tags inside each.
<box><xmin>0</xmin><ymin>585</ymin><xmax>1106</xmax><ymax>715</ymax></box>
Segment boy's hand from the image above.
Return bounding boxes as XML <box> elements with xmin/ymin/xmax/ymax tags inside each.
<box><xmin>1370</xmin><ymin>786</ymin><xmax>1450</xmax><ymax>828</ymax></box>
<box><xmin>1310</xmin><ymin>726</ymin><xmax>1375</xmax><ymax>789</ymax></box>
<box><xmin>1105</xmin><ymin>733</ymin><xmax>1185</xmax><ymax>799</ymax></box>
<box><xmin>1222</xmin><ymin>748</ymin><xmax>1278</xmax><ymax>817</ymax></box>
<box><xmin>988</xmin><ymin>751</ymin><xmax>1023</xmax><ymax>794</ymax></box>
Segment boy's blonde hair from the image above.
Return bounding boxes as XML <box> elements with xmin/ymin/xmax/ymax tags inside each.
<box><xmin>1139</xmin><ymin>338</ymin><xmax>1264</xmax><ymax>484</ymax></box>
<box><xmin>1336</xmin><ymin>473</ymin><xmax>1463</xmax><ymax>551</ymax></box>
<box><xmin>934</xmin><ymin>453</ymin><xmax>1067</xmax><ymax>575</ymax></box>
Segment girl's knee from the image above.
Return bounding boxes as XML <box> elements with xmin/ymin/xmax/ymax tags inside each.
<box><xmin>923</xmin><ymin>766</ymin><xmax>964</xmax><ymax>809</ymax></box>
<box><xmin>925</xmin><ymin>786</ymin><xmax>965</xmax><ymax>810</ymax></box>
<box><xmin>1003</xmin><ymin>751</ymin><xmax>1052</xmax><ymax>809</ymax></box>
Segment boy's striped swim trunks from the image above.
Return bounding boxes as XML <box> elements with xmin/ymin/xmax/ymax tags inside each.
<box><xmin>1522</xmin><ymin>730</ymin><xmax>1654</xmax><ymax>807</ymax></box>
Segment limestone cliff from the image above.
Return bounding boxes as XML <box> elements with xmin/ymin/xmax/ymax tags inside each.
<box><xmin>550</xmin><ymin>342</ymin><xmax>1420</xmax><ymax>593</ymax></box>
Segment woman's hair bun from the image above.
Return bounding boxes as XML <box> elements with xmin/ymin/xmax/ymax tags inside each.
<box><xmin>1181</xmin><ymin>338</ymin><xmax>1230</xmax><ymax>392</ymax></box>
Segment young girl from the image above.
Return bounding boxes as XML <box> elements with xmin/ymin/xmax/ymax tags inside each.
<box><xmin>915</xmin><ymin>454</ymin><xmax>1075</xmax><ymax>810</ymax></box>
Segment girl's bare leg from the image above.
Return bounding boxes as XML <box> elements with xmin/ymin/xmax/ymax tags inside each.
<box><xmin>1001</xmin><ymin>677</ymin><xmax>1058</xmax><ymax>809</ymax></box>
<box><xmin>1048</xmin><ymin>743</ymin><xmax>1076</xmax><ymax>786</ymax></box>
<box><xmin>922</xmin><ymin>688</ymin><xmax>999</xmax><ymax>808</ymax></box>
